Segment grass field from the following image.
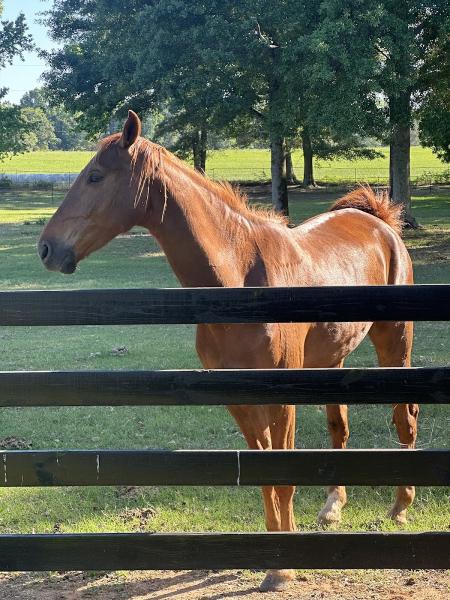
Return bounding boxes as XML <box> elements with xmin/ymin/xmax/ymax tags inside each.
<box><xmin>1</xmin><ymin>146</ymin><xmax>448</xmax><ymax>184</ymax></box>
<box><xmin>0</xmin><ymin>186</ymin><xmax>448</xmax><ymax>544</ymax></box>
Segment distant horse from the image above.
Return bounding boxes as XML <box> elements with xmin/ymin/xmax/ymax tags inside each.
<box><xmin>39</xmin><ymin>111</ymin><xmax>418</xmax><ymax>592</ymax></box>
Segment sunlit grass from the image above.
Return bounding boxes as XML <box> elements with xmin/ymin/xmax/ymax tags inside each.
<box><xmin>0</xmin><ymin>146</ymin><xmax>447</xmax><ymax>183</ymax></box>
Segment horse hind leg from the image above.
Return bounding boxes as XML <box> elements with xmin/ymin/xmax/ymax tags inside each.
<box><xmin>318</xmin><ymin>402</ymin><xmax>349</xmax><ymax>525</ymax></box>
<box><xmin>369</xmin><ymin>320</ymin><xmax>419</xmax><ymax>524</ymax></box>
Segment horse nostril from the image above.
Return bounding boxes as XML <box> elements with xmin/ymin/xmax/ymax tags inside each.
<box><xmin>39</xmin><ymin>241</ymin><xmax>52</xmax><ymax>262</ymax></box>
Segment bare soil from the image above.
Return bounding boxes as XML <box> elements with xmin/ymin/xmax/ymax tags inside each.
<box><xmin>0</xmin><ymin>569</ymin><xmax>448</xmax><ymax>599</ymax></box>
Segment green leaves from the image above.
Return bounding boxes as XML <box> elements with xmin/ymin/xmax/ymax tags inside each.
<box><xmin>0</xmin><ymin>12</ymin><xmax>33</xmax><ymax>69</ymax></box>
<box><xmin>41</xmin><ymin>0</ymin><xmax>449</xmax><ymax>171</ymax></box>
<box><xmin>0</xmin><ymin>10</ymin><xmax>33</xmax><ymax>159</ymax></box>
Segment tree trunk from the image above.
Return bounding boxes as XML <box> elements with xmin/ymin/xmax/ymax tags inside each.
<box><xmin>389</xmin><ymin>93</ymin><xmax>418</xmax><ymax>228</ymax></box>
<box><xmin>285</xmin><ymin>143</ymin><xmax>298</xmax><ymax>184</ymax></box>
<box><xmin>270</xmin><ymin>134</ymin><xmax>289</xmax><ymax>215</ymax></box>
<box><xmin>302</xmin><ymin>129</ymin><xmax>315</xmax><ymax>187</ymax></box>
<box><xmin>199</xmin><ymin>127</ymin><xmax>207</xmax><ymax>173</ymax></box>
<box><xmin>192</xmin><ymin>128</ymin><xmax>207</xmax><ymax>174</ymax></box>
<box><xmin>267</xmin><ymin>43</ymin><xmax>289</xmax><ymax>215</ymax></box>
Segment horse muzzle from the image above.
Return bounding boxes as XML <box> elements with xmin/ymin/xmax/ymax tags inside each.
<box><xmin>38</xmin><ymin>239</ymin><xmax>77</xmax><ymax>274</ymax></box>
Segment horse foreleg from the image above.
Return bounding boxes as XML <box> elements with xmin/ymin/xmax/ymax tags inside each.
<box><xmin>318</xmin><ymin>403</ymin><xmax>349</xmax><ymax>525</ymax></box>
<box><xmin>228</xmin><ymin>404</ymin><xmax>297</xmax><ymax>592</ymax></box>
<box><xmin>260</xmin><ymin>404</ymin><xmax>297</xmax><ymax>592</ymax></box>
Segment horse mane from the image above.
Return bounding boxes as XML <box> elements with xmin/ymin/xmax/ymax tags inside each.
<box><xmin>330</xmin><ymin>186</ymin><xmax>403</xmax><ymax>235</ymax></box>
<box><xmin>99</xmin><ymin>134</ymin><xmax>287</xmax><ymax>225</ymax></box>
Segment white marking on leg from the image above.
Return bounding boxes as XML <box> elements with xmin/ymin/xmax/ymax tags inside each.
<box><xmin>96</xmin><ymin>453</ymin><xmax>100</xmax><ymax>481</ymax></box>
<box><xmin>236</xmin><ymin>450</ymin><xmax>241</xmax><ymax>486</ymax></box>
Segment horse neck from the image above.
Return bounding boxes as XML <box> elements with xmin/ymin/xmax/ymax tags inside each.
<box><xmin>141</xmin><ymin>167</ymin><xmax>256</xmax><ymax>287</ymax></box>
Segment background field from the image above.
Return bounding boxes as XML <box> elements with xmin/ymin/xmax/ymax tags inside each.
<box><xmin>0</xmin><ymin>186</ymin><xmax>449</xmax><ymax>545</ymax></box>
<box><xmin>1</xmin><ymin>146</ymin><xmax>449</xmax><ymax>184</ymax></box>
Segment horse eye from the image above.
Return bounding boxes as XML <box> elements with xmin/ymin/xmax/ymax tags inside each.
<box><xmin>87</xmin><ymin>172</ymin><xmax>103</xmax><ymax>184</ymax></box>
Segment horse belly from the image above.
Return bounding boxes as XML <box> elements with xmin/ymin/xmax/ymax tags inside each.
<box><xmin>196</xmin><ymin>323</ymin><xmax>276</xmax><ymax>369</ymax></box>
<box><xmin>303</xmin><ymin>321</ymin><xmax>372</xmax><ymax>367</ymax></box>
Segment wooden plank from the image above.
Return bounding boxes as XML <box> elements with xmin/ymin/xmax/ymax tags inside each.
<box><xmin>0</xmin><ymin>449</ymin><xmax>448</xmax><ymax>487</ymax></box>
<box><xmin>0</xmin><ymin>450</ymin><xmax>237</xmax><ymax>487</ymax></box>
<box><xmin>0</xmin><ymin>532</ymin><xmax>448</xmax><ymax>571</ymax></box>
<box><xmin>1</xmin><ymin>285</ymin><xmax>449</xmax><ymax>326</ymax></box>
<box><xmin>238</xmin><ymin>449</ymin><xmax>450</xmax><ymax>486</ymax></box>
<box><xmin>1</xmin><ymin>367</ymin><xmax>448</xmax><ymax>407</ymax></box>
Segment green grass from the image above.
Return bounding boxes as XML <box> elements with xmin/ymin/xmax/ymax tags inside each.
<box><xmin>0</xmin><ymin>188</ymin><xmax>448</xmax><ymax>536</ymax></box>
<box><xmin>0</xmin><ymin>151</ymin><xmax>95</xmax><ymax>174</ymax></box>
<box><xmin>207</xmin><ymin>146</ymin><xmax>448</xmax><ymax>183</ymax></box>
<box><xmin>1</xmin><ymin>146</ymin><xmax>448</xmax><ymax>183</ymax></box>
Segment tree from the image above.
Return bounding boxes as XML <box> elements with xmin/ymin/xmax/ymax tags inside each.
<box><xmin>19</xmin><ymin>107</ymin><xmax>59</xmax><ymax>150</ymax></box>
<box><xmin>45</xmin><ymin>1</ymin><xmax>438</xmax><ymax>218</ymax></box>
<box><xmin>0</xmin><ymin>104</ymin><xmax>29</xmax><ymax>159</ymax></box>
<box><xmin>311</xmin><ymin>0</ymin><xmax>450</xmax><ymax>226</ymax></box>
<box><xmin>379</xmin><ymin>1</ymin><xmax>450</xmax><ymax>225</ymax></box>
<box><xmin>0</xmin><ymin>2</ymin><xmax>32</xmax><ymax>69</ymax></box>
<box><xmin>20</xmin><ymin>88</ymin><xmax>92</xmax><ymax>150</ymax></box>
<box><xmin>154</xmin><ymin>110</ymin><xmax>209</xmax><ymax>173</ymax></box>
<box><xmin>417</xmin><ymin>20</ymin><xmax>450</xmax><ymax>162</ymax></box>
<box><xmin>0</xmin><ymin>3</ymin><xmax>33</xmax><ymax>160</ymax></box>
<box><xmin>42</xmin><ymin>0</ymin><xmax>145</xmax><ymax>134</ymax></box>
<box><xmin>43</xmin><ymin>1</ymin><xmax>306</xmax><ymax>213</ymax></box>
<box><xmin>253</xmin><ymin>1</ymin><xmax>383</xmax><ymax>200</ymax></box>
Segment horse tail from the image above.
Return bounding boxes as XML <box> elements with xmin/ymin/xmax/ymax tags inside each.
<box><xmin>330</xmin><ymin>186</ymin><xmax>403</xmax><ymax>235</ymax></box>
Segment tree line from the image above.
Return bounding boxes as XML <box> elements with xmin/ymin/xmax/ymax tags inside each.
<box><xmin>2</xmin><ymin>1</ymin><xmax>450</xmax><ymax>224</ymax></box>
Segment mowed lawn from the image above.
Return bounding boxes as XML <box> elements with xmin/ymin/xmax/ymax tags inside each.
<box><xmin>0</xmin><ymin>187</ymin><xmax>449</xmax><ymax>537</ymax></box>
<box><xmin>1</xmin><ymin>145</ymin><xmax>448</xmax><ymax>183</ymax></box>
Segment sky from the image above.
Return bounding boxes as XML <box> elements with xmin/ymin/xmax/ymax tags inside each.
<box><xmin>1</xmin><ymin>0</ymin><xmax>57</xmax><ymax>104</ymax></box>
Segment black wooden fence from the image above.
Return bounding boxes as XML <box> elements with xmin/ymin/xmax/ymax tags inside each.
<box><xmin>0</xmin><ymin>285</ymin><xmax>449</xmax><ymax>571</ymax></box>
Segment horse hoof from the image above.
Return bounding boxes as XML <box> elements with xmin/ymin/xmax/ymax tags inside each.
<box><xmin>317</xmin><ymin>506</ymin><xmax>342</xmax><ymax>526</ymax></box>
<box><xmin>389</xmin><ymin>507</ymin><xmax>408</xmax><ymax>525</ymax></box>
<box><xmin>259</xmin><ymin>569</ymin><xmax>295</xmax><ymax>592</ymax></box>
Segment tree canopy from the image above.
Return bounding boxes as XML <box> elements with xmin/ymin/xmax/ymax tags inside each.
<box><xmin>42</xmin><ymin>0</ymin><xmax>450</xmax><ymax>218</ymax></box>
<box><xmin>20</xmin><ymin>88</ymin><xmax>92</xmax><ymax>150</ymax></box>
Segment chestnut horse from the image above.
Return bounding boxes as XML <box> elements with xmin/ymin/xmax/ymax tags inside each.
<box><xmin>38</xmin><ymin>111</ymin><xmax>418</xmax><ymax>592</ymax></box>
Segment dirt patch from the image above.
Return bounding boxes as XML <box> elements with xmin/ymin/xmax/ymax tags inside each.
<box><xmin>118</xmin><ymin>507</ymin><xmax>157</xmax><ymax>531</ymax></box>
<box><xmin>115</xmin><ymin>486</ymin><xmax>146</xmax><ymax>501</ymax></box>
<box><xmin>0</xmin><ymin>436</ymin><xmax>32</xmax><ymax>449</ymax></box>
<box><xmin>0</xmin><ymin>569</ymin><xmax>448</xmax><ymax>599</ymax></box>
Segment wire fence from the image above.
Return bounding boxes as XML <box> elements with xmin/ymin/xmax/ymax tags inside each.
<box><xmin>1</xmin><ymin>165</ymin><xmax>449</xmax><ymax>190</ymax></box>
<box><xmin>208</xmin><ymin>166</ymin><xmax>450</xmax><ymax>186</ymax></box>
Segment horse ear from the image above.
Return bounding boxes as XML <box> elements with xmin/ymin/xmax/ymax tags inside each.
<box><xmin>120</xmin><ymin>110</ymin><xmax>142</xmax><ymax>149</ymax></box>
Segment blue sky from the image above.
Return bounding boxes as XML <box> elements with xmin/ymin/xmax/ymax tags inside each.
<box><xmin>2</xmin><ymin>0</ymin><xmax>56</xmax><ymax>104</ymax></box>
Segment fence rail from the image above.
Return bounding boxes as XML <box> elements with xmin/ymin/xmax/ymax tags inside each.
<box><xmin>0</xmin><ymin>449</ymin><xmax>448</xmax><ymax>487</ymax></box>
<box><xmin>1</xmin><ymin>367</ymin><xmax>449</xmax><ymax>406</ymax></box>
<box><xmin>1</xmin><ymin>532</ymin><xmax>448</xmax><ymax>571</ymax></box>
<box><xmin>1</xmin><ymin>164</ymin><xmax>449</xmax><ymax>186</ymax></box>
<box><xmin>2</xmin><ymin>284</ymin><xmax>449</xmax><ymax>573</ymax></box>
<box><xmin>1</xmin><ymin>284</ymin><xmax>450</xmax><ymax>325</ymax></box>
